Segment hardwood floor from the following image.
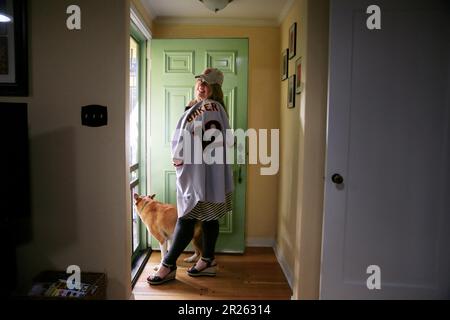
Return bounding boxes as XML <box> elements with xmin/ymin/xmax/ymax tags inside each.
<box><xmin>133</xmin><ymin>247</ymin><xmax>292</xmax><ymax>300</ymax></box>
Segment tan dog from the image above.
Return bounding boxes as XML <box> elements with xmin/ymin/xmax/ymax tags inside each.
<box><xmin>133</xmin><ymin>194</ymin><xmax>202</xmax><ymax>270</ymax></box>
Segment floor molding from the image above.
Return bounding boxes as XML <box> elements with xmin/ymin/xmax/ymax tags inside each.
<box><xmin>246</xmin><ymin>237</ymin><xmax>275</xmax><ymax>248</ymax></box>
<box><xmin>273</xmin><ymin>243</ymin><xmax>294</xmax><ymax>290</ymax></box>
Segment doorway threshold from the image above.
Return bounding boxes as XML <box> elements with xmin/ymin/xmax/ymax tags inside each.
<box><xmin>132</xmin><ymin>249</ymin><xmax>151</xmax><ymax>289</ymax></box>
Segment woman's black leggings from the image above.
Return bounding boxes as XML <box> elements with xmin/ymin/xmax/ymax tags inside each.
<box><xmin>162</xmin><ymin>218</ymin><xmax>219</xmax><ymax>267</ymax></box>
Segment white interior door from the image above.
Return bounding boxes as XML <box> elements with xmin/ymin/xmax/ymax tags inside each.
<box><xmin>321</xmin><ymin>0</ymin><xmax>450</xmax><ymax>299</ymax></box>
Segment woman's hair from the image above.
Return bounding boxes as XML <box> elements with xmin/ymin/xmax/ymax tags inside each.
<box><xmin>191</xmin><ymin>81</ymin><xmax>228</xmax><ymax>115</ymax></box>
<box><xmin>209</xmin><ymin>83</ymin><xmax>225</xmax><ymax>109</ymax></box>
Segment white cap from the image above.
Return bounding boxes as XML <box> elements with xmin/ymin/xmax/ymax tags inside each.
<box><xmin>195</xmin><ymin>68</ymin><xmax>224</xmax><ymax>86</ymax></box>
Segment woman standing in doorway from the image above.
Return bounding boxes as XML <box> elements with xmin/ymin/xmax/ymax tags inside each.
<box><xmin>147</xmin><ymin>68</ymin><xmax>234</xmax><ymax>285</ymax></box>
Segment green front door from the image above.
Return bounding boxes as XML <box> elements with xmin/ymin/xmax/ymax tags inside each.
<box><xmin>150</xmin><ymin>38</ymin><xmax>248</xmax><ymax>253</ymax></box>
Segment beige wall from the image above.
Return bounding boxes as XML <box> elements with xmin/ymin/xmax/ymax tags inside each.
<box><xmin>277</xmin><ymin>0</ymin><xmax>329</xmax><ymax>299</ymax></box>
<box><xmin>0</xmin><ymin>0</ymin><xmax>131</xmax><ymax>299</ymax></box>
<box><xmin>293</xmin><ymin>0</ymin><xmax>329</xmax><ymax>299</ymax></box>
<box><xmin>277</xmin><ymin>0</ymin><xmax>307</xmax><ymax>286</ymax></box>
<box><xmin>153</xmin><ymin>24</ymin><xmax>281</xmax><ymax>243</ymax></box>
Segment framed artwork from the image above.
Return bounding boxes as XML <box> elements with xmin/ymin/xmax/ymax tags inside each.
<box><xmin>0</xmin><ymin>0</ymin><xmax>28</xmax><ymax>96</ymax></box>
<box><xmin>288</xmin><ymin>75</ymin><xmax>296</xmax><ymax>108</ymax></box>
<box><xmin>289</xmin><ymin>22</ymin><xmax>297</xmax><ymax>60</ymax></box>
<box><xmin>281</xmin><ymin>48</ymin><xmax>289</xmax><ymax>81</ymax></box>
<box><xmin>295</xmin><ymin>57</ymin><xmax>302</xmax><ymax>94</ymax></box>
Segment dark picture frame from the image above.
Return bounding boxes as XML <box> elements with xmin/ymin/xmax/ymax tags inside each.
<box><xmin>289</xmin><ymin>22</ymin><xmax>297</xmax><ymax>60</ymax></box>
<box><xmin>281</xmin><ymin>48</ymin><xmax>289</xmax><ymax>81</ymax></box>
<box><xmin>288</xmin><ymin>75</ymin><xmax>296</xmax><ymax>108</ymax></box>
<box><xmin>295</xmin><ymin>57</ymin><xmax>302</xmax><ymax>94</ymax></box>
<box><xmin>0</xmin><ymin>0</ymin><xmax>28</xmax><ymax>96</ymax></box>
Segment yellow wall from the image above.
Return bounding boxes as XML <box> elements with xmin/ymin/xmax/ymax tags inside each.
<box><xmin>277</xmin><ymin>0</ymin><xmax>307</xmax><ymax>286</ymax></box>
<box><xmin>293</xmin><ymin>0</ymin><xmax>329</xmax><ymax>299</ymax></box>
<box><xmin>277</xmin><ymin>0</ymin><xmax>329</xmax><ymax>299</ymax></box>
<box><xmin>153</xmin><ymin>24</ymin><xmax>281</xmax><ymax>243</ymax></box>
<box><xmin>1</xmin><ymin>0</ymin><xmax>131</xmax><ymax>299</ymax></box>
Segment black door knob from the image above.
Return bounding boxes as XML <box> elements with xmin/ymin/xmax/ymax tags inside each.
<box><xmin>332</xmin><ymin>174</ymin><xmax>344</xmax><ymax>185</ymax></box>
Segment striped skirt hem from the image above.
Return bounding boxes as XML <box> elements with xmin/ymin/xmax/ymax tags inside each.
<box><xmin>184</xmin><ymin>192</ymin><xmax>233</xmax><ymax>221</ymax></box>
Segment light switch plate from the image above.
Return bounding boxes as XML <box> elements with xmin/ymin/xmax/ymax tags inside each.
<box><xmin>81</xmin><ymin>105</ymin><xmax>108</xmax><ymax>127</ymax></box>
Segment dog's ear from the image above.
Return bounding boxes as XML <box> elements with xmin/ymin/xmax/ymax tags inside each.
<box><xmin>133</xmin><ymin>193</ymin><xmax>140</xmax><ymax>201</ymax></box>
<box><xmin>150</xmin><ymin>194</ymin><xmax>156</xmax><ymax>199</ymax></box>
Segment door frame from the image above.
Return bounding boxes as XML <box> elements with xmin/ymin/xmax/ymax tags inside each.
<box><xmin>319</xmin><ymin>0</ymin><xmax>450</xmax><ymax>299</ymax></box>
<box><xmin>148</xmin><ymin>38</ymin><xmax>249</xmax><ymax>253</ymax></box>
<box><xmin>130</xmin><ymin>5</ymin><xmax>152</xmax><ymax>286</ymax></box>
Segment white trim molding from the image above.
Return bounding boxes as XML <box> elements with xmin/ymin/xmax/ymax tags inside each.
<box><xmin>246</xmin><ymin>237</ymin><xmax>275</xmax><ymax>248</ymax></box>
<box><xmin>140</xmin><ymin>0</ymin><xmax>156</xmax><ymax>21</ymax></box>
<box><xmin>154</xmin><ymin>17</ymin><xmax>279</xmax><ymax>27</ymax></box>
<box><xmin>274</xmin><ymin>242</ymin><xmax>294</xmax><ymax>290</ymax></box>
<box><xmin>277</xmin><ymin>0</ymin><xmax>295</xmax><ymax>25</ymax></box>
<box><xmin>131</xmin><ymin>3</ymin><xmax>153</xmax><ymax>39</ymax></box>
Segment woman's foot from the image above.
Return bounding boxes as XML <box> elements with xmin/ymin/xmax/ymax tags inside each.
<box><xmin>187</xmin><ymin>258</ymin><xmax>217</xmax><ymax>277</ymax></box>
<box><xmin>147</xmin><ymin>264</ymin><xmax>177</xmax><ymax>285</ymax></box>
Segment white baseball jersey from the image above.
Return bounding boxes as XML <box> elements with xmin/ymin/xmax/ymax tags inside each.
<box><xmin>171</xmin><ymin>99</ymin><xmax>234</xmax><ymax>218</ymax></box>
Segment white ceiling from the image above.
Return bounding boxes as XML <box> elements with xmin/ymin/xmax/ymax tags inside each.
<box><xmin>141</xmin><ymin>0</ymin><xmax>293</xmax><ymax>26</ymax></box>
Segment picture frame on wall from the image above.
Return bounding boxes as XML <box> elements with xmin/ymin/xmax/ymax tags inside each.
<box><xmin>289</xmin><ymin>22</ymin><xmax>297</xmax><ymax>60</ymax></box>
<box><xmin>281</xmin><ymin>48</ymin><xmax>289</xmax><ymax>81</ymax></box>
<box><xmin>288</xmin><ymin>75</ymin><xmax>296</xmax><ymax>108</ymax></box>
<box><xmin>0</xmin><ymin>0</ymin><xmax>28</xmax><ymax>96</ymax></box>
<box><xmin>295</xmin><ymin>57</ymin><xmax>302</xmax><ymax>94</ymax></box>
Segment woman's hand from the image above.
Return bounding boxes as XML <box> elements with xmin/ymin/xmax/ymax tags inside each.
<box><xmin>173</xmin><ymin>159</ymin><xmax>183</xmax><ymax>167</ymax></box>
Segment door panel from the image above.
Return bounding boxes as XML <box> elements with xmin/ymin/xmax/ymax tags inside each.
<box><xmin>321</xmin><ymin>0</ymin><xmax>450</xmax><ymax>299</ymax></box>
<box><xmin>150</xmin><ymin>39</ymin><xmax>248</xmax><ymax>253</ymax></box>
<box><xmin>164</xmin><ymin>87</ymin><xmax>193</xmax><ymax>145</ymax></box>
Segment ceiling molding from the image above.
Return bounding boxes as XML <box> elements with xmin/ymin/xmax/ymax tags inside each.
<box><xmin>131</xmin><ymin>4</ymin><xmax>153</xmax><ymax>39</ymax></box>
<box><xmin>277</xmin><ymin>0</ymin><xmax>295</xmax><ymax>25</ymax></box>
<box><xmin>140</xmin><ymin>0</ymin><xmax>156</xmax><ymax>20</ymax></box>
<box><xmin>154</xmin><ymin>17</ymin><xmax>280</xmax><ymax>27</ymax></box>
